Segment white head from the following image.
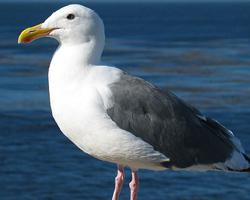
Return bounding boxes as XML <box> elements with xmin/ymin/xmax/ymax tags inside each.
<box><xmin>42</xmin><ymin>4</ymin><xmax>105</xmax><ymax>45</ymax></box>
<box><xmin>18</xmin><ymin>4</ymin><xmax>105</xmax><ymax>63</ymax></box>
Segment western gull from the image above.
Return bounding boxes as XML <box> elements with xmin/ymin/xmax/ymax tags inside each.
<box><xmin>18</xmin><ymin>4</ymin><xmax>250</xmax><ymax>200</ymax></box>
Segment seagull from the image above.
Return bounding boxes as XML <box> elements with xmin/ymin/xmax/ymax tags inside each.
<box><xmin>18</xmin><ymin>4</ymin><xmax>250</xmax><ymax>200</ymax></box>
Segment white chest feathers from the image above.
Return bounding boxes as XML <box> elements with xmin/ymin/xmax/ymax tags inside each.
<box><xmin>48</xmin><ymin>65</ymin><xmax>121</xmax><ymax>153</ymax></box>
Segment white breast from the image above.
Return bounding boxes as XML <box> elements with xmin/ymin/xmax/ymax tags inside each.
<box><xmin>49</xmin><ymin>61</ymin><xmax>119</xmax><ymax>149</ymax></box>
<box><xmin>48</xmin><ymin>58</ymin><xmax>169</xmax><ymax>170</ymax></box>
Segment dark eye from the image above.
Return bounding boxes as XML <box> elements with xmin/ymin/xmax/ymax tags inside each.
<box><xmin>67</xmin><ymin>14</ymin><xmax>75</xmax><ymax>20</ymax></box>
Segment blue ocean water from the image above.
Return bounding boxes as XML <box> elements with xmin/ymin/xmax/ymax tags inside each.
<box><xmin>0</xmin><ymin>2</ymin><xmax>250</xmax><ymax>200</ymax></box>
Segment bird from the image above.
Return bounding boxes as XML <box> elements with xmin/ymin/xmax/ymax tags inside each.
<box><xmin>18</xmin><ymin>4</ymin><xmax>250</xmax><ymax>200</ymax></box>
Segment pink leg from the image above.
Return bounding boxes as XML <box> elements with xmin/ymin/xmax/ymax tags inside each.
<box><xmin>129</xmin><ymin>170</ymin><xmax>139</xmax><ymax>200</ymax></box>
<box><xmin>112</xmin><ymin>165</ymin><xmax>125</xmax><ymax>200</ymax></box>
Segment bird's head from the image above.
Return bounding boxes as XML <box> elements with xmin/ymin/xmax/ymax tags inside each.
<box><xmin>18</xmin><ymin>4</ymin><xmax>105</xmax><ymax>46</ymax></box>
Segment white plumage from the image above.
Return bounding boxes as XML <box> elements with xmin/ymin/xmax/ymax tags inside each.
<box><xmin>18</xmin><ymin>4</ymin><xmax>250</xmax><ymax>200</ymax></box>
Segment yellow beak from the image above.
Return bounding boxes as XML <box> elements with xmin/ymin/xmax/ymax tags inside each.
<box><xmin>18</xmin><ymin>23</ymin><xmax>55</xmax><ymax>44</ymax></box>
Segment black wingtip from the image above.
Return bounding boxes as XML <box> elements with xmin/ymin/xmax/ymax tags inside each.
<box><xmin>160</xmin><ymin>161</ymin><xmax>173</xmax><ymax>169</ymax></box>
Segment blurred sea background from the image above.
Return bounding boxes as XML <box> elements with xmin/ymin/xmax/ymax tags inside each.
<box><xmin>0</xmin><ymin>1</ymin><xmax>250</xmax><ymax>200</ymax></box>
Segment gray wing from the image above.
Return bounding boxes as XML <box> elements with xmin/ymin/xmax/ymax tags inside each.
<box><xmin>107</xmin><ymin>72</ymin><xmax>236</xmax><ymax>168</ymax></box>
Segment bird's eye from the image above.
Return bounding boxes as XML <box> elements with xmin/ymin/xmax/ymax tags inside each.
<box><xmin>67</xmin><ymin>14</ymin><xmax>75</xmax><ymax>20</ymax></box>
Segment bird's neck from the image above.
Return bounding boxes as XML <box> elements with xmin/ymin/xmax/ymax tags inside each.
<box><xmin>52</xmin><ymin>38</ymin><xmax>103</xmax><ymax>67</ymax></box>
<box><xmin>49</xmin><ymin>38</ymin><xmax>104</xmax><ymax>81</ymax></box>
<box><xmin>48</xmin><ymin>40</ymin><xmax>103</xmax><ymax>97</ymax></box>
